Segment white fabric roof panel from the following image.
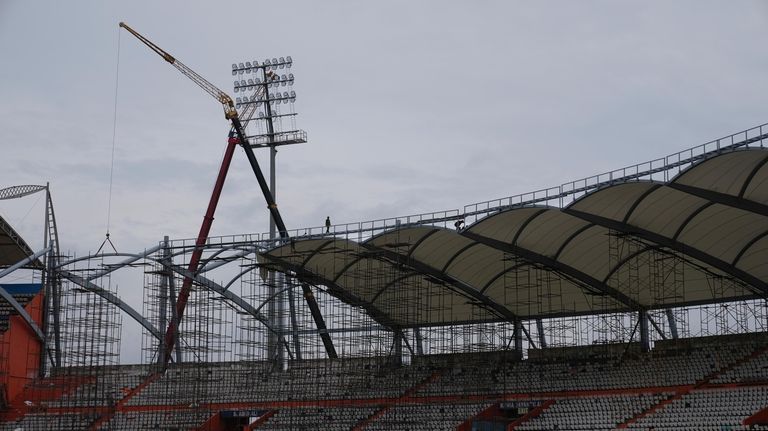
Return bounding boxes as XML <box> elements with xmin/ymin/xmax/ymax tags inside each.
<box><xmin>259</xmin><ymin>149</ymin><xmax>768</xmax><ymax>328</ymax></box>
<box><xmin>677</xmin><ymin>204</ymin><xmax>768</xmax><ymax>264</ymax></box>
<box><xmin>515</xmin><ymin>210</ymin><xmax>591</xmax><ymax>258</ymax></box>
<box><xmin>626</xmin><ymin>186</ymin><xmax>709</xmax><ymax>238</ymax></box>
<box><xmin>743</xmin><ymin>160</ymin><xmax>768</xmax><ymax>204</ymax></box>
<box><xmin>674</xmin><ymin>150</ymin><xmax>768</xmax><ymax>196</ymax></box>
<box><xmin>570</xmin><ymin>182</ymin><xmax>656</xmax><ymax>222</ymax></box>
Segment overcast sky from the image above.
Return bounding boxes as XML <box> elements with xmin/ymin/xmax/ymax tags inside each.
<box><xmin>2</xmin><ymin>1</ymin><xmax>768</xmax><ymax>362</ymax></box>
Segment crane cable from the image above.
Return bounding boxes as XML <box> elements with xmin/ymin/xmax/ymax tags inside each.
<box><xmin>97</xmin><ymin>28</ymin><xmax>121</xmax><ymax>255</ymax></box>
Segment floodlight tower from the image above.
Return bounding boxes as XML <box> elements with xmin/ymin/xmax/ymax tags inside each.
<box><xmin>232</xmin><ymin>58</ymin><xmax>307</xmax><ymax>363</ymax></box>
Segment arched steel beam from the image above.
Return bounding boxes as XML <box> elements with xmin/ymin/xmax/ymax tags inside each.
<box><xmin>160</xmin><ymin>262</ymin><xmax>281</xmax><ymax>336</ymax></box>
<box><xmin>370</xmin><ymin>272</ymin><xmax>420</xmax><ymax>304</ymax></box>
<box><xmin>738</xmin><ymin>153</ymin><xmax>768</xmax><ymax>198</ymax></box>
<box><xmin>564</xmin><ymin>208</ymin><xmax>768</xmax><ymax>298</ymax></box>
<box><xmin>0</xmin><ymin>215</ymin><xmax>37</xmax><ymax>267</ymax></box>
<box><xmin>0</xmin><ymin>248</ymin><xmax>51</xmax><ymax>342</ymax></box>
<box><xmin>56</xmin><ymin>246</ymin><xmax>288</xmax><ymax>348</ymax></box>
<box><xmin>223</xmin><ymin>263</ymin><xmax>260</xmax><ymax>291</ymax></box>
<box><xmin>55</xmin><ymin>246</ymin><xmax>163</xmax><ymax>273</ymax></box>
<box><xmin>460</xmin><ymin>230</ymin><xmax>643</xmax><ymax>310</ymax></box>
<box><xmin>58</xmin><ymin>270</ymin><xmax>162</xmax><ymax>340</ymax></box>
<box><xmin>258</xmin><ymin>253</ymin><xmax>399</xmax><ymax>329</ymax></box>
<box><xmin>161</xmin><ymin>261</ymin><xmax>294</xmax><ymax>360</ymax></box>
<box><xmin>479</xmin><ymin>261</ymin><xmax>533</xmax><ymax>294</ymax></box>
<box><xmin>511</xmin><ymin>209</ymin><xmax>549</xmax><ymax>245</ymax></box>
<box><xmin>358</xmin><ymin>242</ymin><xmax>525</xmax><ymax>325</ymax></box>
<box><xmin>441</xmin><ymin>242</ymin><xmax>481</xmax><ymax>273</ymax></box>
<box><xmin>200</xmin><ymin>245</ymin><xmax>260</xmax><ymax>272</ymax></box>
<box><xmin>353</xmin><ymin>229</ymin><xmax>442</xmax><ymax>301</ymax></box>
<box><xmin>668</xmin><ymin>182</ymin><xmax>768</xmax><ymax>220</ymax></box>
<box><xmin>0</xmin><ymin>185</ymin><xmax>46</xmax><ymax>201</ymax></box>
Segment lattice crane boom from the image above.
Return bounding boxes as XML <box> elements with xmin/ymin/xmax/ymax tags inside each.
<box><xmin>119</xmin><ymin>22</ymin><xmax>335</xmax><ymax>367</ymax></box>
<box><xmin>119</xmin><ymin>22</ymin><xmax>238</xmax><ymax>120</ymax></box>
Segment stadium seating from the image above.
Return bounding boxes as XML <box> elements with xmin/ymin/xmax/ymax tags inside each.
<box><xmin>4</xmin><ymin>332</ymin><xmax>768</xmax><ymax>429</ymax></box>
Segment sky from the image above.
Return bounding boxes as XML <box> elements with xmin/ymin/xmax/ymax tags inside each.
<box><xmin>1</xmin><ymin>1</ymin><xmax>768</xmax><ymax>362</ymax></box>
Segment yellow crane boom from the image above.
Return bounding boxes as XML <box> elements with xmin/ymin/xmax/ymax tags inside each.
<box><xmin>119</xmin><ymin>22</ymin><xmax>238</xmax><ymax>120</ymax></box>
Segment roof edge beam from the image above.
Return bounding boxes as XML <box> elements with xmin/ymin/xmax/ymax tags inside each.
<box><xmin>461</xmin><ymin>230</ymin><xmax>643</xmax><ymax>310</ymax></box>
<box><xmin>360</xmin><ymin>243</ymin><xmax>524</xmax><ymax>325</ymax></box>
<box><xmin>258</xmin><ymin>253</ymin><xmax>399</xmax><ymax>329</ymax></box>
<box><xmin>668</xmin><ymin>182</ymin><xmax>768</xmax><ymax>219</ymax></box>
<box><xmin>564</xmin><ymin>208</ymin><xmax>768</xmax><ymax>298</ymax></box>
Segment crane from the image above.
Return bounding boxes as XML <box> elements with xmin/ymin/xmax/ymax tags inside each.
<box><xmin>118</xmin><ymin>22</ymin><xmax>337</xmax><ymax>367</ymax></box>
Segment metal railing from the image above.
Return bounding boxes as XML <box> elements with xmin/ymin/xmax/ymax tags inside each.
<box><xmin>463</xmin><ymin>123</ymin><xmax>768</xmax><ymax>223</ymax></box>
<box><xmin>169</xmin><ymin>123</ymin><xmax>768</xmax><ymax>250</ymax></box>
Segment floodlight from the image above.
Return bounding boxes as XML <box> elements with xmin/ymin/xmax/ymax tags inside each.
<box><xmin>231</xmin><ymin>55</ymin><xmax>305</xmax><ymax>149</ymax></box>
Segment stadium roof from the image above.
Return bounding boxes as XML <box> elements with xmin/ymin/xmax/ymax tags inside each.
<box><xmin>0</xmin><ymin>214</ymin><xmax>38</xmax><ymax>268</ymax></box>
<box><xmin>260</xmin><ymin>149</ymin><xmax>768</xmax><ymax>328</ymax></box>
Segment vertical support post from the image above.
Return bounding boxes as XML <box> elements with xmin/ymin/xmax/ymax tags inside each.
<box><xmin>391</xmin><ymin>330</ymin><xmax>403</xmax><ymax>366</ymax></box>
<box><xmin>639</xmin><ymin>310</ymin><xmax>650</xmax><ymax>352</ymax></box>
<box><xmin>45</xmin><ymin>186</ymin><xmax>62</xmax><ymax>369</ymax></box>
<box><xmin>40</xmin><ymin>187</ymin><xmax>52</xmax><ymax>374</ymax></box>
<box><xmin>167</xmin><ymin>262</ymin><xmax>182</xmax><ymax>364</ymax></box>
<box><xmin>513</xmin><ymin>319</ymin><xmax>524</xmax><ymax>356</ymax></box>
<box><xmin>536</xmin><ymin>318</ymin><xmax>547</xmax><ymax>348</ymax></box>
<box><xmin>157</xmin><ymin>236</ymin><xmax>170</xmax><ymax>365</ymax></box>
<box><xmin>287</xmin><ymin>280</ymin><xmax>302</xmax><ymax>361</ymax></box>
<box><xmin>665</xmin><ymin>308</ymin><xmax>679</xmax><ymax>339</ymax></box>
<box><xmin>263</xmin><ymin>77</ymin><xmax>284</xmax><ymax>367</ymax></box>
<box><xmin>414</xmin><ymin>327</ymin><xmax>424</xmax><ymax>356</ymax></box>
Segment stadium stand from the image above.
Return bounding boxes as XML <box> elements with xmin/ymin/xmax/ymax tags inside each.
<box><xmin>1</xmin><ymin>332</ymin><xmax>765</xmax><ymax>429</ymax></box>
<box><xmin>5</xmin><ymin>127</ymin><xmax>768</xmax><ymax>429</ymax></box>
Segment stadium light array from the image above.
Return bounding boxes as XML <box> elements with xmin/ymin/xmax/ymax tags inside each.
<box><xmin>231</xmin><ymin>56</ymin><xmax>306</xmax><ymax>149</ymax></box>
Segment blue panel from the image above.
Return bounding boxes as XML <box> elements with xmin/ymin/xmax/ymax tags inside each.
<box><xmin>0</xmin><ymin>283</ymin><xmax>42</xmax><ymax>295</ymax></box>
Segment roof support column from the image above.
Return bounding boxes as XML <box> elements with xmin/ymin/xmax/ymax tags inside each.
<box><xmin>414</xmin><ymin>327</ymin><xmax>424</xmax><ymax>356</ymax></box>
<box><xmin>390</xmin><ymin>330</ymin><xmax>403</xmax><ymax>366</ymax></box>
<box><xmin>514</xmin><ymin>319</ymin><xmax>524</xmax><ymax>356</ymax></box>
<box><xmin>286</xmin><ymin>278</ymin><xmax>302</xmax><ymax>361</ymax></box>
<box><xmin>157</xmin><ymin>236</ymin><xmax>170</xmax><ymax>365</ymax></box>
<box><xmin>665</xmin><ymin>309</ymin><xmax>679</xmax><ymax>339</ymax></box>
<box><xmin>536</xmin><ymin>319</ymin><xmax>547</xmax><ymax>348</ymax></box>
<box><xmin>639</xmin><ymin>310</ymin><xmax>650</xmax><ymax>352</ymax></box>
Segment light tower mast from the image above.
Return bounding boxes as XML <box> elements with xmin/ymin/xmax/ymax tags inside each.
<box><xmin>232</xmin><ymin>58</ymin><xmax>307</xmax><ymax>363</ymax></box>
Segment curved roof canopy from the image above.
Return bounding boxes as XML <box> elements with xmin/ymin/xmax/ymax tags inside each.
<box><xmin>0</xmin><ymin>214</ymin><xmax>38</xmax><ymax>268</ymax></box>
<box><xmin>260</xmin><ymin>149</ymin><xmax>768</xmax><ymax>328</ymax></box>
